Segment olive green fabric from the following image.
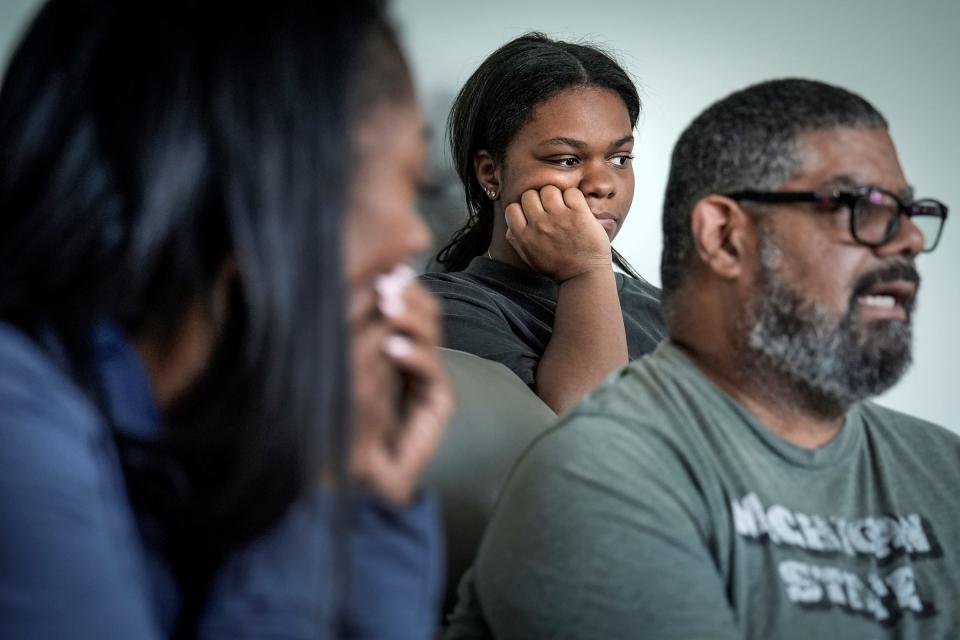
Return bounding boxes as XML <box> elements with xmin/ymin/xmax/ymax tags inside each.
<box><xmin>446</xmin><ymin>341</ymin><xmax>960</xmax><ymax>639</ymax></box>
<box><xmin>424</xmin><ymin>348</ymin><xmax>556</xmax><ymax>618</ymax></box>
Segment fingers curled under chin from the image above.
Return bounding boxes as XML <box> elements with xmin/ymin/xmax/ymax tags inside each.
<box><xmin>538</xmin><ymin>184</ymin><xmax>569</xmax><ymax>213</ymax></box>
<box><xmin>562</xmin><ymin>186</ymin><xmax>588</xmax><ymax>210</ymax></box>
<box><xmin>520</xmin><ymin>189</ymin><xmax>546</xmax><ymax>217</ymax></box>
<box><xmin>504</xmin><ymin>203</ymin><xmax>528</xmax><ymax>233</ymax></box>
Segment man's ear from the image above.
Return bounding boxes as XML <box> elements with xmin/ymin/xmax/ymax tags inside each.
<box><xmin>690</xmin><ymin>195</ymin><xmax>754</xmax><ymax>280</ymax></box>
<box><xmin>474</xmin><ymin>150</ymin><xmax>500</xmax><ymax>196</ymax></box>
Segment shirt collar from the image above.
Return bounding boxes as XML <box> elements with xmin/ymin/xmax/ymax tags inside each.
<box><xmin>89</xmin><ymin>321</ymin><xmax>162</xmax><ymax>441</ymax></box>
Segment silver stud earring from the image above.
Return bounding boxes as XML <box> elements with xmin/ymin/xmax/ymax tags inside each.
<box><xmin>485</xmin><ymin>188</ymin><xmax>498</xmax><ymax>200</ymax></box>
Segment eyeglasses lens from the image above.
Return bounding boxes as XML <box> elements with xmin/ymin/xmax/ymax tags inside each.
<box><xmin>853</xmin><ymin>190</ymin><xmax>899</xmax><ymax>244</ymax></box>
<box><xmin>910</xmin><ymin>201</ymin><xmax>945</xmax><ymax>251</ymax></box>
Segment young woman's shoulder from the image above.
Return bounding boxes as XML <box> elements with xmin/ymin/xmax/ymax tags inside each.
<box><xmin>618</xmin><ymin>272</ymin><xmax>663</xmax><ymax>302</ymax></box>
<box><xmin>419</xmin><ymin>268</ymin><xmax>511</xmax><ymax>314</ymax></box>
<box><xmin>617</xmin><ymin>275</ymin><xmax>667</xmax><ymax>349</ymax></box>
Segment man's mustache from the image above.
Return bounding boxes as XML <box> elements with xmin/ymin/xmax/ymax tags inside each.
<box><xmin>851</xmin><ymin>262</ymin><xmax>921</xmax><ymax>313</ymax></box>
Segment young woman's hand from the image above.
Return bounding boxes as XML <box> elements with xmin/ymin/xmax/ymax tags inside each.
<box><xmin>503</xmin><ymin>185</ymin><xmax>612</xmax><ymax>283</ymax></box>
<box><xmin>348</xmin><ymin>264</ymin><xmax>452</xmax><ymax>506</ymax></box>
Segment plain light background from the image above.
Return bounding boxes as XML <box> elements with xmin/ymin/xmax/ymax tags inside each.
<box><xmin>2</xmin><ymin>1</ymin><xmax>956</xmax><ymax>432</ymax></box>
<box><xmin>389</xmin><ymin>0</ymin><xmax>959</xmax><ymax>433</ymax></box>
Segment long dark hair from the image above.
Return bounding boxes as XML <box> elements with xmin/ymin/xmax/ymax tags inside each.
<box><xmin>434</xmin><ymin>32</ymin><xmax>642</xmax><ymax>276</ymax></box>
<box><xmin>0</xmin><ymin>0</ymin><xmax>410</xmax><ymax>612</ymax></box>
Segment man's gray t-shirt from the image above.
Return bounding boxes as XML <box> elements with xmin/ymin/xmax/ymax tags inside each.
<box><xmin>446</xmin><ymin>342</ymin><xmax>960</xmax><ymax>639</ymax></box>
<box><xmin>420</xmin><ymin>257</ymin><xmax>665</xmax><ymax>386</ymax></box>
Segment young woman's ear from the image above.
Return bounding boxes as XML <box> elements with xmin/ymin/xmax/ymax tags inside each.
<box><xmin>690</xmin><ymin>195</ymin><xmax>755</xmax><ymax>281</ymax></box>
<box><xmin>473</xmin><ymin>150</ymin><xmax>500</xmax><ymax>199</ymax></box>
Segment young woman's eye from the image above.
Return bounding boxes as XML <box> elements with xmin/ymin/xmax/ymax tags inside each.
<box><xmin>610</xmin><ymin>154</ymin><xmax>634</xmax><ymax>167</ymax></box>
<box><xmin>548</xmin><ymin>157</ymin><xmax>580</xmax><ymax>168</ymax></box>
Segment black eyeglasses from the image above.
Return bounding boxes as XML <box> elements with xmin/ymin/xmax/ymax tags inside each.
<box><xmin>725</xmin><ymin>187</ymin><xmax>949</xmax><ymax>252</ymax></box>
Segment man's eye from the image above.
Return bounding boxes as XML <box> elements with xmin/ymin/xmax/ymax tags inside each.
<box><xmin>611</xmin><ymin>154</ymin><xmax>634</xmax><ymax>167</ymax></box>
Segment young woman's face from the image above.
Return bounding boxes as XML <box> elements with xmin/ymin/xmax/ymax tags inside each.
<box><xmin>495</xmin><ymin>86</ymin><xmax>636</xmax><ymax>240</ymax></box>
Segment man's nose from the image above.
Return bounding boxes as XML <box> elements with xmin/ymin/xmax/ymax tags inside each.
<box><xmin>876</xmin><ymin>213</ymin><xmax>925</xmax><ymax>259</ymax></box>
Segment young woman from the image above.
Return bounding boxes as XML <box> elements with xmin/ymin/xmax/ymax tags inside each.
<box><xmin>0</xmin><ymin>1</ymin><xmax>450</xmax><ymax>637</ymax></box>
<box><xmin>422</xmin><ymin>33</ymin><xmax>665</xmax><ymax>414</ymax></box>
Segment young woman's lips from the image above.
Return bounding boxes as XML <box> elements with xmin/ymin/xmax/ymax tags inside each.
<box><xmin>593</xmin><ymin>213</ymin><xmax>617</xmax><ymax>232</ymax></box>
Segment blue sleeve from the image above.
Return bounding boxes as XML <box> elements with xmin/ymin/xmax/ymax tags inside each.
<box><xmin>197</xmin><ymin>490</ymin><xmax>444</xmax><ymax>640</ymax></box>
<box><xmin>341</xmin><ymin>491</ymin><xmax>444</xmax><ymax>639</ymax></box>
<box><xmin>0</xmin><ymin>339</ymin><xmax>163</xmax><ymax>639</ymax></box>
<box><xmin>0</xmin><ymin>327</ymin><xmax>443</xmax><ymax>639</ymax></box>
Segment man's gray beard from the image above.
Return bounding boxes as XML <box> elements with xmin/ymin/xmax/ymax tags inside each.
<box><xmin>741</xmin><ymin>236</ymin><xmax>914</xmax><ymax>416</ymax></box>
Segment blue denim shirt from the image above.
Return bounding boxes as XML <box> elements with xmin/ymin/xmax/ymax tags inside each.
<box><xmin>0</xmin><ymin>321</ymin><xmax>442</xmax><ymax>638</ymax></box>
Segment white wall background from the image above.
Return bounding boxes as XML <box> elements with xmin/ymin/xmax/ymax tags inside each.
<box><xmin>2</xmin><ymin>1</ymin><xmax>956</xmax><ymax>431</ymax></box>
<box><xmin>390</xmin><ymin>0</ymin><xmax>959</xmax><ymax>433</ymax></box>
<box><xmin>0</xmin><ymin>1</ymin><xmax>37</xmax><ymax>69</ymax></box>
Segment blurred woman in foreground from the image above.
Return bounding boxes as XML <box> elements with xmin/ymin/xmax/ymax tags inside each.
<box><xmin>0</xmin><ymin>0</ymin><xmax>450</xmax><ymax>637</ymax></box>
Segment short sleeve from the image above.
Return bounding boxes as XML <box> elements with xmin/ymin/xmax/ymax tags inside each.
<box><xmin>467</xmin><ymin>414</ymin><xmax>742</xmax><ymax>640</ymax></box>
<box><xmin>422</xmin><ymin>276</ymin><xmax>540</xmax><ymax>386</ymax></box>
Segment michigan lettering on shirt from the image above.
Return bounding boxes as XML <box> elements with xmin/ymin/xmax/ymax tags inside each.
<box><xmin>730</xmin><ymin>492</ymin><xmax>939</xmax><ymax>624</ymax></box>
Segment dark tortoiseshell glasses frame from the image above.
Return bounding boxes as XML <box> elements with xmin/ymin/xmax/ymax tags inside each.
<box><xmin>725</xmin><ymin>187</ymin><xmax>948</xmax><ymax>252</ymax></box>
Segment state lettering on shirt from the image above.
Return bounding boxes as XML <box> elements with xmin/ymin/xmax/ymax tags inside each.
<box><xmin>731</xmin><ymin>492</ymin><xmax>935</xmax><ymax>559</ymax></box>
<box><xmin>730</xmin><ymin>492</ymin><xmax>940</xmax><ymax>625</ymax></box>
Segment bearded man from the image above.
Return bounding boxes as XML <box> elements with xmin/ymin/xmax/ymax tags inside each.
<box><xmin>445</xmin><ymin>78</ymin><xmax>957</xmax><ymax>640</ymax></box>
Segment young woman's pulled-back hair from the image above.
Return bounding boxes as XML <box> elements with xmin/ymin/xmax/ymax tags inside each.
<box><xmin>0</xmin><ymin>0</ymin><xmax>410</xmax><ymax>597</ymax></box>
<box><xmin>435</xmin><ymin>32</ymin><xmax>641</xmax><ymax>273</ymax></box>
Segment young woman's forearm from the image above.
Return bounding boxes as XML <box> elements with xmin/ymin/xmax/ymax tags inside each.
<box><xmin>535</xmin><ymin>268</ymin><xmax>627</xmax><ymax>414</ymax></box>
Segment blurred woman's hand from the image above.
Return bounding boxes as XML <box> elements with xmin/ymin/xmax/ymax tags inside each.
<box><xmin>348</xmin><ymin>264</ymin><xmax>452</xmax><ymax>506</ymax></box>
